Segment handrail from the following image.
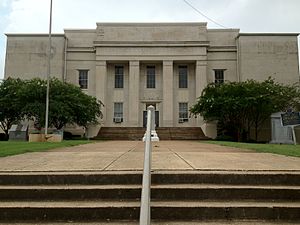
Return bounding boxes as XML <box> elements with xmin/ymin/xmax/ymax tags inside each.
<box><xmin>139</xmin><ymin>105</ymin><xmax>155</xmax><ymax>225</ymax></box>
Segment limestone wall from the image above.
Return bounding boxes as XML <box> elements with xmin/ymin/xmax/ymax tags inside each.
<box><xmin>5</xmin><ymin>34</ymin><xmax>65</xmax><ymax>80</ymax></box>
<box><xmin>238</xmin><ymin>34</ymin><xmax>299</xmax><ymax>84</ymax></box>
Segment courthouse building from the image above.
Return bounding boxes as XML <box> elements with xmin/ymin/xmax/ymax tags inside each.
<box><xmin>4</xmin><ymin>23</ymin><xmax>300</xmax><ymax>139</ymax></box>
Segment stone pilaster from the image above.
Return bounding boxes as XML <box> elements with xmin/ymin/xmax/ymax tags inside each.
<box><xmin>163</xmin><ymin>60</ymin><xmax>174</xmax><ymax>127</ymax></box>
<box><xmin>195</xmin><ymin>60</ymin><xmax>207</xmax><ymax>98</ymax></box>
<box><xmin>129</xmin><ymin>60</ymin><xmax>140</xmax><ymax>126</ymax></box>
<box><xmin>96</xmin><ymin>60</ymin><xmax>107</xmax><ymax>125</ymax></box>
<box><xmin>195</xmin><ymin>60</ymin><xmax>208</xmax><ymax>129</ymax></box>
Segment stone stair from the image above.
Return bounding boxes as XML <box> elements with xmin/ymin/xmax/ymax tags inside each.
<box><xmin>156</xmin><ymin>127</ymin><xmax>208</xmax><ymax>140</ymax></box>
<box><xmin>0</xmin><ymin>171</ymin><xmax>299</xmax><ymax>223</ymax></box>
<box><xmin>95</xmin><ymin>127</ymin><xmax>208</xmax><ymax>140</ymax></box>
<box><xmin>96</xmin><ymin>127</ymin><xmax>146</xmax><ymax>140</ymax></box>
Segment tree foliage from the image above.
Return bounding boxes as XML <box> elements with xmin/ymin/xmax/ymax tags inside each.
<box><xmin>0</xmin><ymin>78</ymin><xmax>103</xmax><ymax>138</ymax></box>
<box><xmin>0</xmin><ymin>78</ymin><xmax>25</xmax><ymax>138</ymax></box>
<box><xmin>190</xmin><ymin>79</ymin><xmax>299</xmax><ymax>142</ymax></box>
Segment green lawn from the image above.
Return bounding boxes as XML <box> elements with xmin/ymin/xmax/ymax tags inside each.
<box><xmin>0</xmin><ymin>140</ymin><xmax>92</xmax><ymax>157</ymax></box>
<box><xmin>206</xmin><ymin>141</ymin><xmax>300</xmax><ymax>157</ymax></box>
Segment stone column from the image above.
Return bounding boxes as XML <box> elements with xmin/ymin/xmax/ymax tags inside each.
<box><xmin>163</xmin><ymin>60</ymin><xmax>173</xmax><ymax>127</ymax></box>
<box><xmin>96</xmin><ymin>60</ymin><xmax>107</xmax><ymax>125</ymax></box>
<box><xmin>195</xmin><ymin>60</ymin><xmax>207</xmax><ymax>98</ymax></box>
<box><xmin>195</xmin><ymin>60</ymin><xmax>216</xmax><ymax>137</ymax></box>
<box><xmin>129</xmin><ymin>60</ymin><xmax>140</xmax><ymax>127</ymax></box>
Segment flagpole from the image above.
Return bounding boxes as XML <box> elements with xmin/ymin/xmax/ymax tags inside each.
<box><xmin>45</xmin><ymin>0</ymin><xmax>53</xmax><ymax>136</ymax></box>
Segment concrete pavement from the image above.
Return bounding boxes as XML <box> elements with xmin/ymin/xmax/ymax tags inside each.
<box><xmin>0</xmin><ymin>141</ymin><xmax>299</xmax><ymax>172</ymax></box>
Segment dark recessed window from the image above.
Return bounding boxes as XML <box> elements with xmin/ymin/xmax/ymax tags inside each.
<box><xmin>179</xmin><ymin>66</ymin><xmax>188</xmax><ymax>88</ymax></box>
<box><xmin>113</xmin><ymin>102</ymin><xmax>123</xmax><ymax>123</ymax></box>
<box><xmin>115</xmin><ymin>66</ymin><xmax>124</xmax><ymax>88</ymax></box>
<box><xmin>147</xmin><ymin>66</ymin><xmax>155</xmax><ymax>88</ymax></box>
<box><xmin>214</xmin><ymin>69</ymin><xmax>225</xmax><ymax>84</ymax></box>
<box><xmin>179</xmin><ymin>102</ymin><xmax>189</xmax><ymax>122</ymax></box>
<box><xmin>79</xmin><ymin>70</ymin><xmax>88</xmax><ymax>89</ymax></box>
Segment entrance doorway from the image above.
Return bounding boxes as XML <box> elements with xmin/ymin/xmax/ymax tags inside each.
<box><xmin>143</xmin><ymin>103</ymin><xmax>159</xmax><ymax>127</ymax></box>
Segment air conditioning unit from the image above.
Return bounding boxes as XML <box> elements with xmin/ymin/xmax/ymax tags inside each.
<box><xmin>178</xmin><ymin>118</ymin><xmax>185</xmax><ymax>123</ymax></box>
<box><xmin>113</xmin><ymin>117</ymin><xmax>123</xmax><ymax>123</ymax></box>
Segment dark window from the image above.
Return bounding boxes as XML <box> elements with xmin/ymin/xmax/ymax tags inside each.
<box><xmin>113</xmin><ymin>102</ymin><xmax>123</xmax><ymax>123</ymax></box>
<box><xmin>147</xmin><ymin>66</ymin><xmax>155</xmax><ymax>88</ymax></box>
<box><xmin>214</xmin><ymin>69</ymin><xmax>225</xmax><ymax>84</ymax></box>
<box><xmin>79</xmin><ymin>70</ymin><xmax>88</xmax><ymax>89</ymax></box>
<box><xmin>115</xmin><ymin>66</ymin><xmax>124</xmax><ymax>88</ymax></box>
<box><xmin>179</xmin><ymin>102</ymin><xmax>189</xmax><ymax>122</ymax></box>
<box><xmin>179</xmin><ymin>66</ymin><xmax>188</xmax><ymax>88</ymax></box>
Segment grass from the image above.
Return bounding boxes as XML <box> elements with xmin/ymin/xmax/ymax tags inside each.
<box><xmin>205</xmin><ymin>141</ymin><xmax>300</xmax><ymax>158</ymax></box>
<box><xmin>0</xmin><ymin>140</ymin><xmax>92</xmax><ymax>157</ymax></box>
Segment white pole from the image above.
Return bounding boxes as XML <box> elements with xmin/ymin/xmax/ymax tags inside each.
<box><xmin>291</xmin><ymin>125</ymin><xmax>297</xmax><ymax>145</ymax></box>
<box><xmin>45</xmin><ymin>0</ymin><xmax>53</xmax><ymax>136</ymax></box>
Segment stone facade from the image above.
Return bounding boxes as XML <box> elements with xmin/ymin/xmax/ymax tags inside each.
<box><xmin>4</xmin><ymin>23</ymin><xmax>300</xmax><ymax>139</ymax></box>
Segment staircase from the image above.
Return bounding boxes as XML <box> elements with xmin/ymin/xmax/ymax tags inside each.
<box><xmin>95</xmin><ymin>127</ymin><xmax>208</xmax><ymax>140</ymax></box>
<box><xmin>0</xmin><ymin>171</ymin><xmax>299</xmax><ymax>224</ymax></box>
<box><xmin>156</xmin><ymin>127</ymin><xmax>208</xmax><ymax>140</ymax></box>
<box><xmin>96</xmin><ymin>127</ymin><xmax>146</xmax><ymax>140</ymax></box>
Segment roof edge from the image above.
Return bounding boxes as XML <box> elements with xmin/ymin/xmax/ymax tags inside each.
<box><xmin>238</xmin><ymin>33</ymin><xmax>299</xmax><ymax>37</ymax></box>
<box><xmin>5</xmin><ymin>33</ymin><xmax>64</xmax><ymax>37</ymax></box>
<box><xmin>96</xmin><ymin>22</ymin><xmax>208</xmax><ymax>27</ymax></box>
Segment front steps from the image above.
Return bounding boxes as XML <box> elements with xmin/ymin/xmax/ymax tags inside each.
<box><xmin>0</xmin><ymin>171</ymin><xmax>299</xmax><ymax>223</ymax></box>
<box><xmin>96</xmin><ymin>127</ymin><xmax>208</xmax><ymax>140</ymax></box>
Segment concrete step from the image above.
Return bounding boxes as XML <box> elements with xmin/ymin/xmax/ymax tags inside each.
<box><xmin>0</xmin><ymin>221</ymin><xmax>298</xmax><ymax>225</ymax></box>
<box><xmin>0</xmin><ymin>184</ymin><xmax>299</xmax><ymax>200</ymax></box>
<box><xmin>0</xmin><ymin>200</ymin><xmax>299</xmax><ymax>221</ymax></box>
<box><xmin>96</xmin><ymin>127</ymin><xmax>145</xmax><ymax>140</ymax></box>
<box><xmin>95</xmin><ymin>127</ymin><xmax>208</xmax><ymax>140</ymax></box>
<box><xmin>1</xmin><ymin>171</ymin><xmax>299</xmax><ymax>185</ymax></box>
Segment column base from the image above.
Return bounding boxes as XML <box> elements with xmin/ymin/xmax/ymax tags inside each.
<box><xmin>143</xmin><ymin>130</ymin><xmax>160</xmax><ymax>142</ymax></box>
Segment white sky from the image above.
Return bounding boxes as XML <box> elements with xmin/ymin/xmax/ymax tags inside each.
<box><xmin>0</xmin><ymin>0</ymin><xmax>300</xmax><ymax>79</ymax></box>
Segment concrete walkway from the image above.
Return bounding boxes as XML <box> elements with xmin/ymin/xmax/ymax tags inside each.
<box><xmin>0</xmin><ymin>141</ymin><xmax>299</xmax><ymax>172</ymax></box>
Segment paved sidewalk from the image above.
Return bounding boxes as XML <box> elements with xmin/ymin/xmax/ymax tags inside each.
<box><xmin>0</xmin><ymin>141</ymin><xmax>299</xmax><ymax>172</ymax></box>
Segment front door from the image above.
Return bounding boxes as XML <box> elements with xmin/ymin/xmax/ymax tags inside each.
<box><xmin>143</xmin><ymin>111</ymin><xmax>159</xmax><ymax>128</ymax></box>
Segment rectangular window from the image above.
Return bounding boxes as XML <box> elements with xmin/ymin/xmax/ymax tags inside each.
<box><xmin>79</xmin><ymin>70</ymin><xmax>88</xmax><ymax>89</ymax></box>
<box><xmin>113</xmin><ymin>102</ymin><xmax>123</xmax><ymax>123</ymax></box>
<box><xmin>214</xmin><ymin>69</ymin><xmax>225</xmax><ymax>84</ymax></box>
<box><xmin>179</xmin><ymin>66</ymin><xmax>188</xmax><ymax>88</ymax></box>
<box><xmin>115</xmin><ymin>66</ymin><xmax>124</xmax><ymax>88</ymax></box>
<box><xmin>146</xmin><ymin>66</ymin><xmax>155</xmax><ymax>88</ymax></box>
<box><xmin>179</xmin><ymin>103</ymin><xmax>189</xmax><ymax>123</ymax></box>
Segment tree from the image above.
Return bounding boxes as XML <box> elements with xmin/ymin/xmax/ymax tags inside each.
<box><xmin>21</xmin><ymin>78</ymin><xmax>103</xmax><ymax>131</ymax></box>
<box><xmin>0</xmin><ymin>78</ymin><xmax>25</xmax><ymax>139</ymax></box>
<box><xmin>190</xmin><ymin>78</ymin><xmax>299</xmax><ymax>142</ymax></box>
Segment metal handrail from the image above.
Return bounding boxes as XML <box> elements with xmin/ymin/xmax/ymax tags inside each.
<box><xmin>139</xmin><ymin>105</ymin><xmax>154</xmax><ymax>225</ymax></box>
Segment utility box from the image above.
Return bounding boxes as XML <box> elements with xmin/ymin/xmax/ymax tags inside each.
<box><xmin>8</xmin><ymin>124</ymin><xmax>28</xmax><ymax>141</ymax></box>
<box><xmin>270</xmin><ymin>112</ymin><xmax>294</xmax><ymax>144</ymax></box>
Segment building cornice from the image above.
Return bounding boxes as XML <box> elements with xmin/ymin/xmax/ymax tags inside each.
<box><xmin>208</xmin><ymin>46</ymin><xmax>237</xmax><ymax>52</ymax></box>
<box><xmin>5</xmin><ymin>33</ymin><xmax>64</xmax><ymax>37</ymax></box>
<box><xmin>93</xmin><ymin>41</ymin><xmax>210</xmax><ymax>47</ymax></box>
<box><xmin>238</xmin><ymin>33</ymin><xmax>299</xmax><ymax>37</ymax></box>
<box><xmin>96</xmin><ymin>22</ymin><xmax>207</xmax><ymax>27</ymax></box>
<box><xmin>64</xmin><ymin>29</ymin><xmax>96</xmax><ymax>33</ymax></box>
<box><xmin>208</xmin><ymin>29</ymin><xmax>240</xmax><ymax>32</ymax></box>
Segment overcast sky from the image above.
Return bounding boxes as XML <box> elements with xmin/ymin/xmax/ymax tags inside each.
<box><xmin>0</xmin><ymin>0</ymin><xmax>300</xmax><ymax>79</ymax></box>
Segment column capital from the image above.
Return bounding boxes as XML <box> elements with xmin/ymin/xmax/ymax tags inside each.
<box><xmin>163</xmin><ymin>60</ymin><xmax>173</xmax><ymax>66</ymax></box>
<box><xmin>196</xmin><ymin>60</ymin><xmax>207</xmax><ymax>66</ymax></box>
<box><xmin>96</xmin><ymin>60</ymin><xmax>106</xmax><ymax>67</ymax></box>
<box><xmin>129</xmin><ymin>60</ymin><xmax>139</xmax><ymax>67</ymax></box>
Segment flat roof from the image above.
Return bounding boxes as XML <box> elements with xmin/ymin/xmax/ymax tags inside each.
<box><xmin>96</xmin><ymin>22</ymin><xmax>208</xmax><ymax>27</ymax></box>
<box><xmin>5</xmin><ymin>33</ymin><xmax>64</xmax><ymax>37</ymax></box>
<box><xmin>238</xmin><ymin>33</ymin><xmax>299</xmax><ymax>37</ymax></box>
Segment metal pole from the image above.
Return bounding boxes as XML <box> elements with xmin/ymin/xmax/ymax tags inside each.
<box><xmin>45</xmin><ymin>0</ymin><xmax>53</xmax><ymax>136</ymax></box>
<box><xmin>139</xmin><ymin>106</ymin><xmax>154</xmax><ymax>225</ymax></box>
<box><xmin>291</xmin><ymin>125</ymin><xmax>297</xmax><ymax>145</ymax></box>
